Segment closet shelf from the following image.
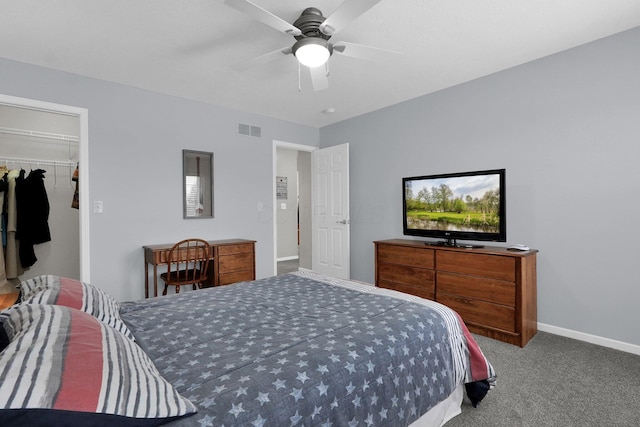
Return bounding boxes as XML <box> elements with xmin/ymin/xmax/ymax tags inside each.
<box><xmin>0</xmin><ymin>126</ymin><xmax>79</xmax><ymax>144</ymax></box>
<box><xmin>0</xmin><ymin>156</ymin><xmax>76</xmax><ymax>168</ymax></box>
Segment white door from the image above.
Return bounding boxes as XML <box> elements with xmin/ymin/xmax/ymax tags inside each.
<box><xmin>312</xmin><ymin>143</ymin><xmax>350</xmax><ymax>279</ymax></box>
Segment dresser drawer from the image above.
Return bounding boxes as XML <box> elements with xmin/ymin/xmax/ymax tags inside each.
<box><xmin>437</xmin><ymin>294</ymin><xmax>516</xmax><ymax>332</ymax></box>
<box><xmin>379</xmin><ymin>281</ymin><xmax>434</xmax><ymax>301</ymax></box>
<box><xmin>436</xmin><ymin>251</ymin><xmax>515</xmax><ymax>281</ymax></box>
<box><xmin>437</xmin><ymin>272</ymin><xmax>515</xmax><ymax>306</ymax></box>
<box><xmin>377</xmin><ymin>244</ymin><xmax>434</xmax><ymax>269</ymax></box>
<box><xmin>378</xmin><ymin>262</ymin><xmax>434</xmax><ymax>287</ymax></box>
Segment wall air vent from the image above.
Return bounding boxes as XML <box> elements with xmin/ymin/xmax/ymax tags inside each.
<box><xmin>238</xmin><ymin>123</ymin><xmax>262</xmax><ymax>138</ymax></box>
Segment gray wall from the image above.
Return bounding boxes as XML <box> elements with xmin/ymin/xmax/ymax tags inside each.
<box><xmin>320</xmin><ymin>27</ymin><xmax>640</xmax><ymax>347</ymax></box>
<box><xmin>0</xmin><ymin>57</ymin><xmax>318</xmax><ymax>302</ymax></box>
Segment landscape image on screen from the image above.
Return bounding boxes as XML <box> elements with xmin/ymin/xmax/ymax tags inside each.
<box><xmin>405</xmin><ymin>173</ymin><xmax>501</xmax><ymax>233</ymax></box>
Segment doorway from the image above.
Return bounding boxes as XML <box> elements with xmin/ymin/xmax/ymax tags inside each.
<box><xmin>0</xmin><ymin>94</ymin><xmax>90</xmax><ymax>282</ymax></box>
<box><xmin>273</xmin><ymin>141</ymin><xmax>314</xmax><ymax>276</ymax></box>
<box><xmin>273</xmin><ymin>141</ymin><xmax>316</xmax><ymax>275</ymax></box>
<box><xmin>272</xmin><ymin>141</ymin><xmax>351</xmax><ymax>279</ymax></box>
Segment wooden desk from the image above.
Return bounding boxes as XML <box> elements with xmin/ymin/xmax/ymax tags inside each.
<box><xmin>143</xmin><ymin>239</ymin><xmax>256</xmax><ymax>298</ymax></box>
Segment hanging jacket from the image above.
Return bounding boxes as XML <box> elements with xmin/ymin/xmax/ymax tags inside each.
<box><xmin>16</xmin><ymin>169</ymin><xmax>51</xmax><ymax>268</ymax></box>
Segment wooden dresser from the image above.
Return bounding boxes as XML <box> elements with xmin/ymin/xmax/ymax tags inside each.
<box><xmin>375</xmin><ymin>239</ymin><xmax>537</xmax><ymax>347</ymax></box>
<box><xmin>143</xmin><ymin>239</ymin><xmax>256</xmax><ymax>298</ymax></box>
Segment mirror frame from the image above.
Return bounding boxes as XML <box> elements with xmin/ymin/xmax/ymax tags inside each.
<box><xmin>182</xmin><ymin>149</ymin><xmax>214</xmax><ymax>219</ymax></box>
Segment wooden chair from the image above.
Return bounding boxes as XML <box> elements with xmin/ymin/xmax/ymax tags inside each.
<box><xmin>160</xmin><ymin>238</ymin><xmax>211</xmax><ymax>295</ymax></box>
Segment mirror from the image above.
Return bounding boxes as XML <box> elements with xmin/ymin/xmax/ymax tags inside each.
<box><xmin>183</xmin><ymin>150</ymin><xmax>213</xmax><ymax>219</ymax></box>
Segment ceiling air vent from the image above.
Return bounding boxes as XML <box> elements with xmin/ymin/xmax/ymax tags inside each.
<box><xmin>238</xmin><ymin>123</ymin><xmax>262</xmax><ymax>138</ymax></box>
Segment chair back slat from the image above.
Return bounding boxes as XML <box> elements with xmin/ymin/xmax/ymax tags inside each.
<box><xmin>163</xmin><ymin>238</ymin><xmax>211</xmax><ymax>289</ymax></box>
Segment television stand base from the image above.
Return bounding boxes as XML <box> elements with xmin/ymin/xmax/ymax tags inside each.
<box><xmin>425</xmin><ymin>239</ymin><xmax>484</xmax><ymax>249</ymax></box>
<box><xmin>375</xmin><ymin>239</ymin><xmax>538</xmax><ymax>347</ymax></box>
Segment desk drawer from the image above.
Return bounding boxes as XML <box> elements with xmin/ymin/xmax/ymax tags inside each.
<box><xmin>154</xmin><ymin>247</ymin><xmax>209</xmax><ymax>264</ymax></box>
<box><xmin>218</xmin><ymin>243</ymin><xmax>254</xmax><ymax>256</ymax></box>
<box><xmin>219</xmin><ymin>252</ymin><xmax>254</xmax><ymax>273</ymax></box>
<box><xmin>219</xmin><ymin>270</ymin><xmax>254</xmax><ymax>286</ymax></box>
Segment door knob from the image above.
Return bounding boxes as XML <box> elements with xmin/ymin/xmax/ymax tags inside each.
<box><xmin>336</xmin><ymin>219</ymin><xmax>349</xmax><ymax>224</ymax></box>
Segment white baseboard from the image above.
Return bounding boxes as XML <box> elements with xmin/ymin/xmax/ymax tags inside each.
<box><xmin>538</xmin><ymin>322</ymin><xmax>640</xmax><ymax>356</ymax></box>
<box><xmin>276</xmin><ymin>256</ymin><xmax>299</xmax><ymax>262</ymax></box>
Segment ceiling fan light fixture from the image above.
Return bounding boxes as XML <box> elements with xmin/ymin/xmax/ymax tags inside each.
<box><xmin>292</xmin><ymin>38</ymin><xmax>332</xmax><ymax>68</ymax></box>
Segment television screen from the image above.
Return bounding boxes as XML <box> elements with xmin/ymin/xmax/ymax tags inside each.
<box><xmin>402</xmin><ymin>169</ymin><xmax>506</xmax><ymax>245</ymax></box>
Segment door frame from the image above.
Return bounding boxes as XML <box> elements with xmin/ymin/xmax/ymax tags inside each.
<box><xmin>272</xmin><ymin>140</ymin><xmax>317</xmax><ymax>276</ymax></box>
<box><xmin>0</xmin><ymin>94</ymin><xmax>90</xmax><ymax>282</ymax></box>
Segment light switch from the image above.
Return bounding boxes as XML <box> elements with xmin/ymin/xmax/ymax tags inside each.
<box><xmin>93</xmin><ymin>200</ymin><xmax>104</xmax><ymax>214</ymax></box>
<box><xmin>281</xmin><ymin>203</ymin><xmax>287</xmax><ymax>210</ymax></box>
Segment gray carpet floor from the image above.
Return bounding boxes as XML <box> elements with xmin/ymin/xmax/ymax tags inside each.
<box><xmin>447</xmin><ymin>332</ymin><xmax>640</xmax><ymax>426</ymax></box>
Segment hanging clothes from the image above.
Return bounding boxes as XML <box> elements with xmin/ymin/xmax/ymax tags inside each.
<box><xmin>1</xmin><ymin>172</ymin><xmax>7</xmax><ymax>247</ymax></box>
<box><xmin>71</xmin><ymin>163</ymin><xmax>79</xmax><ymax>209</ymax></box>
<box><xmin>0</xmin><ymin>173</ymin><xmax>9</xmax><ymax>290</ymax></box>
<box><xmin>15</xmin><ymin>168</ymin><xmax>51</xmax><ymax>268</ymax></box>
<box><xmin>4</xmin><ymin>169</ymin><xmax>23</xmax><ymax>280</ymax></box>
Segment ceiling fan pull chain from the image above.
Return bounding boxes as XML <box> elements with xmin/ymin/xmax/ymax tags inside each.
<box><xmin>298</xmin><ymin>62</ymin><xmax>302</xmax><ymax>92</ymax></box>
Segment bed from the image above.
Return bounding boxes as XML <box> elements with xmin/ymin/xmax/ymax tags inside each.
<box><xmin>1</xmin><ymin>271</ymin><xmax>495</xmax><ymax>426</ymax></box>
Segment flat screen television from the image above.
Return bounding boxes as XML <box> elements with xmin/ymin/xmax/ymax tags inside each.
<box><xmin>402</xmin><ymin>169</ymin><xmax>506</xmax><ymax>246</ymax></box>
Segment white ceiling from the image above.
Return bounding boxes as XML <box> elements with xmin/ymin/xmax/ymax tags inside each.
<box><xmin>1</xmin><ymin>0</ymin><xmax>639</xmax><ymax>128</ymax></box>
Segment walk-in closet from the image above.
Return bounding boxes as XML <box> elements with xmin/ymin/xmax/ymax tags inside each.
<box><xmin>0</xmin><ymin>103</ymin><xmax>80</xmax><ymax>293</ymax></box>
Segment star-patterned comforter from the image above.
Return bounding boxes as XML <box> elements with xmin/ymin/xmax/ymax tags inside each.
<box><xmin>120</xmin><ymin>271</ymin><xmax>495</xmax><ymax>426</ymax></box>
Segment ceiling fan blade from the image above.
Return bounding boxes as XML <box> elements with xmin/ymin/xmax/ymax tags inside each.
<box><xmin>232</xmin><ymin>46</ymin><xmax>292</xmax><ymax>71</ymax></box>
<box><xmin>332</xmin><ymin>41</ymin><xmax>403</xmax><ymax>62</ymax></box>
<box><xmin>309</xmin><ymin>66</ymin><xmax>329</xmax><ymax>91</ymax></box>
<box><xmin>319</xmin><ymin>0</ymin><xmax>383</xmax><ymax>36</ymax></box>
<box><xmin>224</xmin><ymin>0</ymin><xmax>302</xmax><ymax>37</ymax></box>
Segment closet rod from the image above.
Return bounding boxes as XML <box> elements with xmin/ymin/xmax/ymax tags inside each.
<box><xmin>0</xmin><ymin>156</ymin><xmax>76</xmax><ymax>168</ymax></box>
<box><xmin>0</xmin><ymin>126</ymin><xmax>79</xmax><ymax>144</ymax></box>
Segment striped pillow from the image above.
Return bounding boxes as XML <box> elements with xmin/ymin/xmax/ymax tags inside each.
<box><xmin>0</xmin><ymin>304</ymin><xmax>197</xmax><ymax>426</ymax></box>
<box><xmin>19</xmin><ymin>274</ymin><xmax>135</xmax><ymax>340</ymax></box>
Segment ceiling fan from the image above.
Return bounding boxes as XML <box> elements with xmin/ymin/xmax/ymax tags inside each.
<box><xmin>224</xmin><ymin>0</ymin><xmax>400</xmax><ymax>91</ymax></box>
